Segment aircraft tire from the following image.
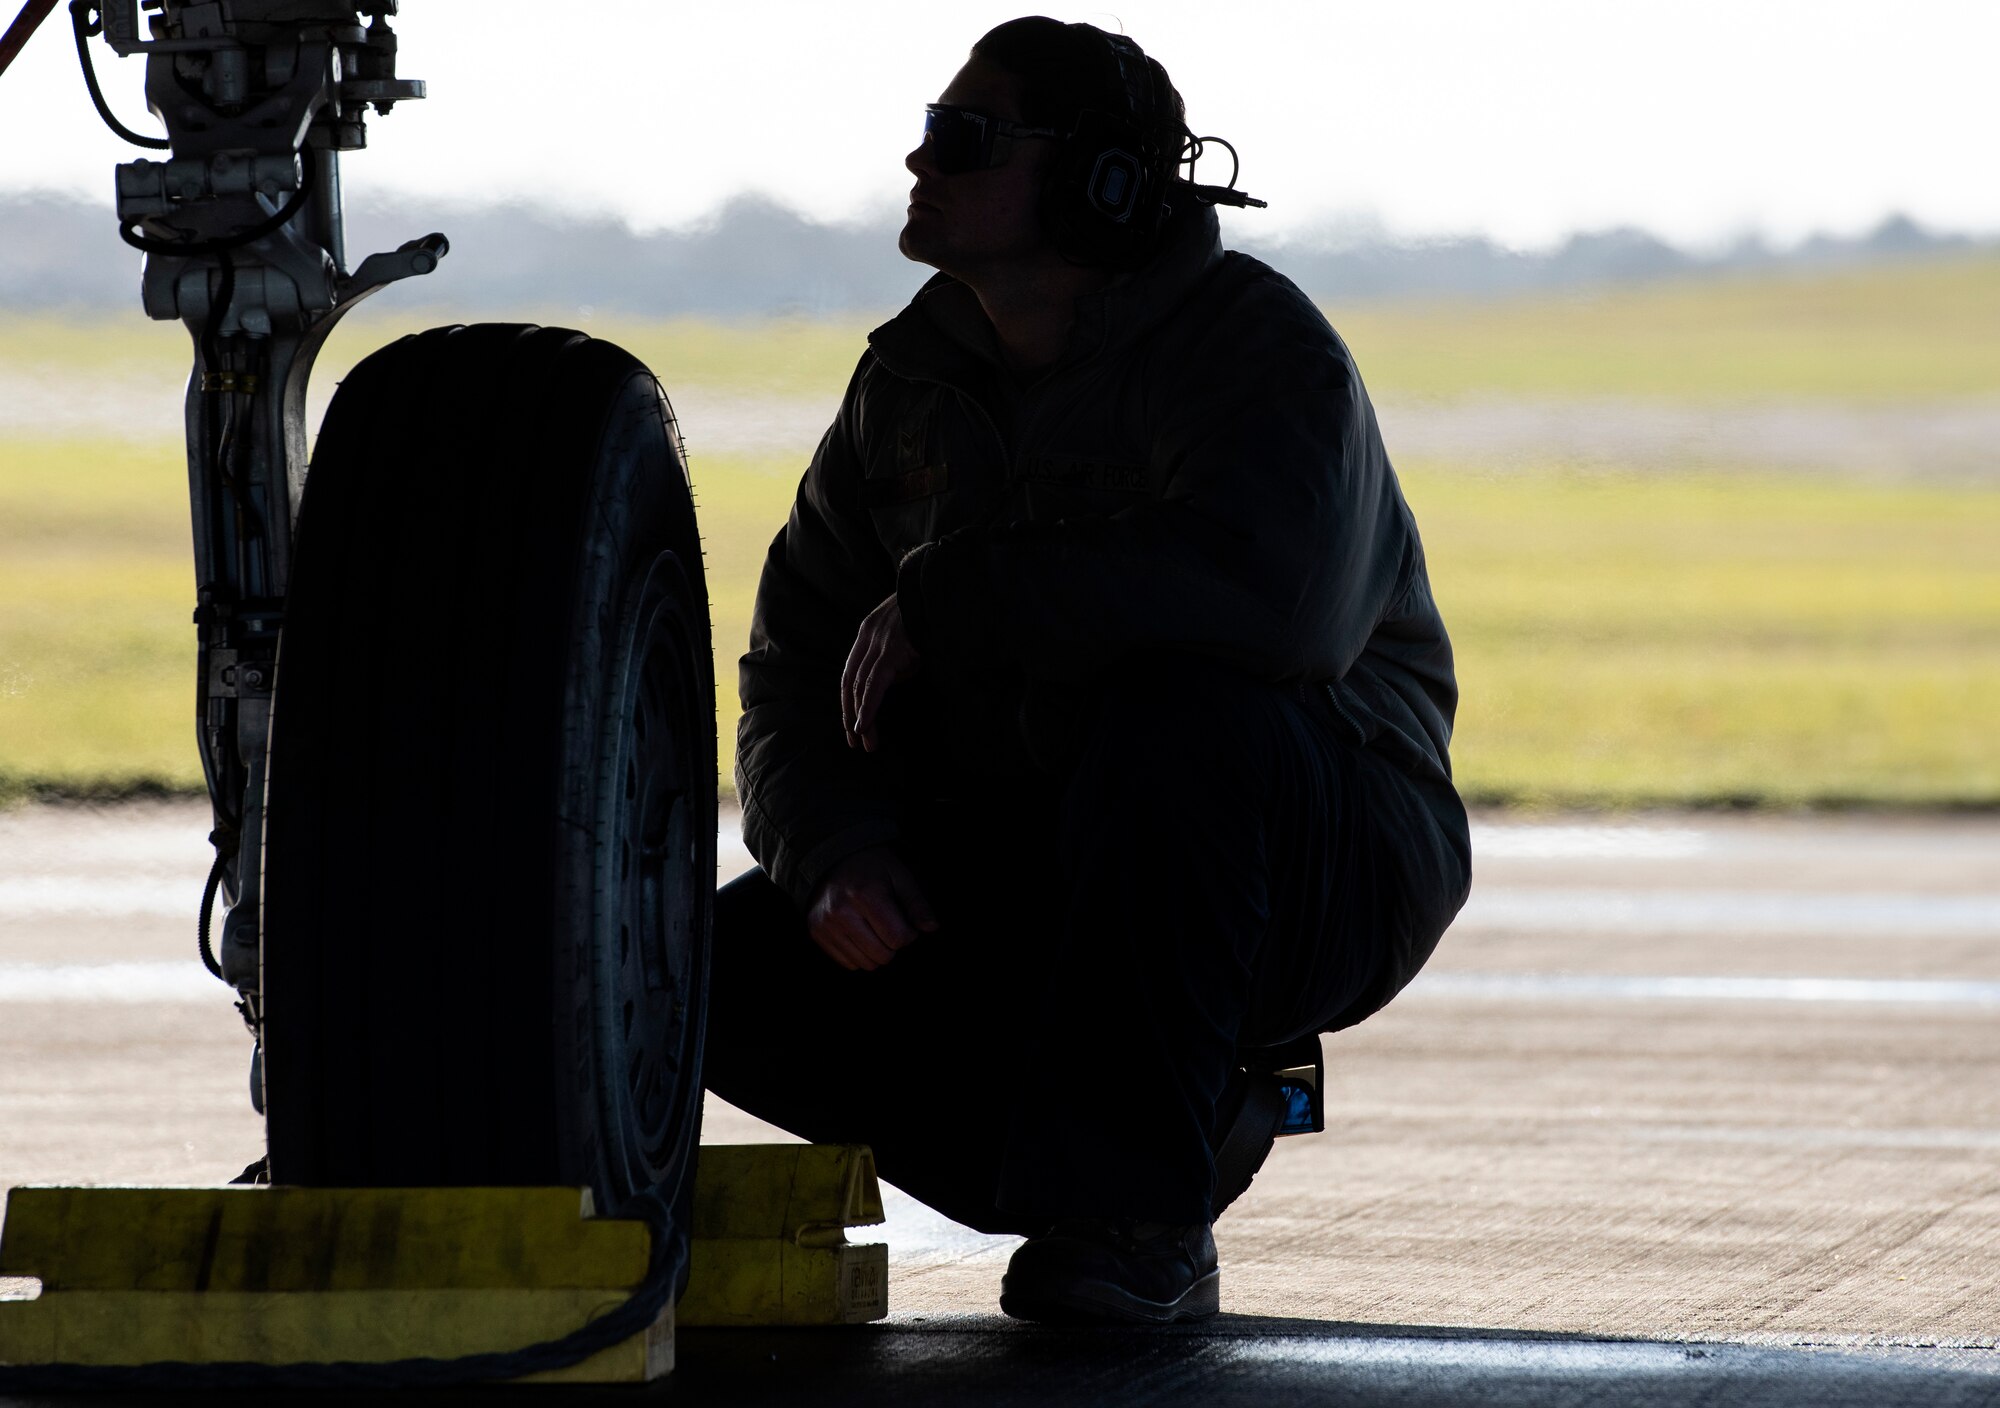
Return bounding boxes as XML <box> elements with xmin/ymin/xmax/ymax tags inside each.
<box><xmin>262</xmin><ymin>323</ymin><xmax>713</xmax><ymax>1257</ymax></box>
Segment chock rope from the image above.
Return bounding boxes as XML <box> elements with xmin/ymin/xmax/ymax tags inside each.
<box><xmin>0</xmin><ymin>1188</ymin><xmax>684</xmax><ymax>1390</ymax></box>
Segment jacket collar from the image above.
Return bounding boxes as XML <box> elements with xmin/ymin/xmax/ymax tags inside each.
<box><xmin>869</xmin><ymin>199</ymin><xmax>1224</xmax><ymax>385</ymax></box>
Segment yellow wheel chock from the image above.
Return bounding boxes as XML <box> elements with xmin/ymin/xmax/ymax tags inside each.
<box><xmin>0</xmin><ymin>1143</ymin><xmax>887</xmax><ymax>1386</ymax></box>
<box><xmin>679</xmin><ymin>1143</ymin><xmax>889</xmax><ymax>1327</ymax></box>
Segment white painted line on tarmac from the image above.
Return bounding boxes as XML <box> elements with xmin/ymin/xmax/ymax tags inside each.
<box><xmin>0</xmin><ymin>960</ymin><xmax>222</xmax><ymax>1003</ymax></box>
<box><xmin>1240</xmin><ymin>1336</ymin><xmax>1702</xmax><ymax>1373</ymax></box>
<box><xmin>1235</xmin><ymin>1330</ymin><xmax>2000</xmax><ymax>1371</ymax></box>
<box><xmin>1415</xmin><ymin>972</ymin><xmax>2000</xmax><ymax>1007</ymax></box>
<box><xmin>0</xmin><ymin>823</ymin><xmax>762</xmax><ymax>916</ymax></box>
<box><xmin>1458</xmin><ymin>889</ymin><xmax>2000</xmax><ymax>935</ymax></box>
<box><xmin>0</xmin><ymin>876</ymin><xmax>207</xmax><ymax>920</ymax></box>
<box><xmin>1468</xmin><ymin>824</ymin><xmax>1710</xmax><ymax>859</ymax></box>
<box><xmin>1625</xmin><ymin>1123</ymin><xmax>2000</xmax><ymax>1151</ymax></box>
<box><xmin>0</xmin><ymin>832</ymin><xmax>212</xmax><ymax>873</ymax></box>
<box><xmin>12</xmin><ymin>961</ymin><xmax>2000</xmax><ymax>1011</ymax></box>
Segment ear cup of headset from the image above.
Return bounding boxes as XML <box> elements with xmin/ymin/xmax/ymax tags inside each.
<box><xmin>1038</xmin><ymin>31</ymin><xmax>1184</xmax><ymax>268</ymax></box>
<box><xmin>1040</xmin><ymin>107</ymin><xmax>1171</xmax><ymax>266</ymax></box>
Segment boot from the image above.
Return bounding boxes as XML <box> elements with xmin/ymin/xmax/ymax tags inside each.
<box><xmin>1000</xmin><ymin>1219</ymin><xmax>1219</xmax><ymax>1324</ymax></box>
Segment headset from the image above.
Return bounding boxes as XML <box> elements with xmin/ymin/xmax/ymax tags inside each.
<box><xmin>1041</xmin><ymin>28</ymin><xmax>1266</xmax><ymax>268</ymax></box>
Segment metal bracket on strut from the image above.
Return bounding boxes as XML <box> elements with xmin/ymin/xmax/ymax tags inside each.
<box><xmin>341</xmin><ymin>231</ymin><xmax>449</xmax><ymax>301</ymax></box>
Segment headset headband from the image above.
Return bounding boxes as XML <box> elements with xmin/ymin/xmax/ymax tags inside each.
<box><xmin>1039</xmin><ymin>26</ymin><xmax>1265</xmax><ymax>266</ymax></box>
<box><xmin>1096</xmin><ymin>32</ymin><xmax>1161</xmax><ymax>147</ymax></box>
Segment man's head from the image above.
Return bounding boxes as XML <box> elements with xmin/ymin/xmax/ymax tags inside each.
<box><xmin>900</xmin><ymin>18</ymin><xmax>1188</xmax><ymax>280</ymax></box>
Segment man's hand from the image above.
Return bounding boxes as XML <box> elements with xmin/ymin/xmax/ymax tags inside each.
<box><xmin>805</xmin><ymin>845</ymin><xmax>940</xmax><ymax>971</ymax></box>
<box><xmin>841</xmin><ymin>593</ymin><xmax>921</xmax><ymax>752</ymax></box>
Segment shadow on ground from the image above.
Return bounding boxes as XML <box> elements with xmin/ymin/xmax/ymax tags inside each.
<box><xmin>3</xmin><ymin>1314</ymin><xmax>1998</xmax><ymax>1406</ymax></box>
<box><xmin>665</xmin><ymin>1316</ymin><xmax>1999</xmax><ymax>1408</ymax></box>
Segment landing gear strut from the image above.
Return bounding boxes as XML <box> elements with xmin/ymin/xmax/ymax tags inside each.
<box><xmin>55</xmin><ymin>2</ymin><xmax>714</xmax><ymax>1251</ymax></box>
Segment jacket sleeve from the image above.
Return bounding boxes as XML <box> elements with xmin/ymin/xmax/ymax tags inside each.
<box><xmin>896</xmin><ymin>339</ymin><xmax>1406</xmax><ymax>686</ymax></box>
<box><xmin>735</xmin><ymin>365</ymin><xmax>903</xmax><ymax>910</ymax></box>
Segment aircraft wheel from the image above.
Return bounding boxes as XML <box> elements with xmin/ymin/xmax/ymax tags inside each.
<box><xmin>262</xmin><ymin>324</ymin><xmax>714</xmax><ymax>1248</ymax></box>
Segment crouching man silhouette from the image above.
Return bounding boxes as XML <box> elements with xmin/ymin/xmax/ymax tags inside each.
<box><xmin>704</xmin><ymin>16</ymin><xmax>1470</xmax><ymax>1324</ymax></box>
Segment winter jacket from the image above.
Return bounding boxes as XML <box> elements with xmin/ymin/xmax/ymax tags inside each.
<box><xmin>736</xmin><ymin>201</ymin><xmax>1463</xmax><ymax>911</ymax></box>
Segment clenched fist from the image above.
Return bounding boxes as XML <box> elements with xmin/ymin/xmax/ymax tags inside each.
<box><xmin>806</xmin><ymin>845</ymin><xmax>940</xmax><ymax>971</ymax></box>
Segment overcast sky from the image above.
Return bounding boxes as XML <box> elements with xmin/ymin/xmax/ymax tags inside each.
<box><xmin>2</xmin><ymin>0</ymin><xmax>1993</xmax><ymax>250</ymax></box>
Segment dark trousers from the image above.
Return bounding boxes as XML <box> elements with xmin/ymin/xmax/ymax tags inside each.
<box><xmin>705</xmin><ymin>670</ymin><xmax>1468</xmax><ymax>1233</ymax></box>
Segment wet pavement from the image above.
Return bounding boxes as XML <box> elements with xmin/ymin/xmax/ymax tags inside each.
<box><xmin>3</xmin><ymin>801</ymin><xmax>1998</xmax><ymax>1403</ymax></box>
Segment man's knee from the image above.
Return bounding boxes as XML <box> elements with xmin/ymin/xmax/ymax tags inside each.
<box><xmin>715</xmin><ymin>865</ymin><xmax>798</xmax><ymax>946</ymax></box>
<box><xmin>710</xmin><ymin>865</ymin><xmax>815</xmax><ymax>1004</ymax></box>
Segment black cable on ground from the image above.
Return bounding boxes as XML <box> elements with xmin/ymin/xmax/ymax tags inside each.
<box><xmin>69</xmin><ymin>0</ymin><xmax>166</xmax><ymax>149</ymax></box>
<box><xmin>0</xmin><ymin>1190</ymin><xmax>684</xmax><ymax>1390</ymax></box>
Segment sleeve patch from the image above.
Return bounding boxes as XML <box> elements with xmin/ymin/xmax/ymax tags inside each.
<box><xmin>863</xmin><ymin>463</ymin><xmax>951</xmax><ymax>505</ymax></box>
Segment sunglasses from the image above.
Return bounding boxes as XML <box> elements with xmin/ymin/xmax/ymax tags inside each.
<box><xmin>922</xmin><ymin>104</ymin><xmax>1061</xmax><ymax>175</ymax></box>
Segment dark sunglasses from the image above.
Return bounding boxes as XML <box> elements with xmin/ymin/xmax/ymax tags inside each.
<box><xmin>922</xmin><ymin>104</ymin><xmax>1061</xmax><ymax>174</ymax></box>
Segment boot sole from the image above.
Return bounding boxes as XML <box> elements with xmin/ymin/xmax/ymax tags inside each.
<box><xmin>1000</xmin><ymin>1268</ymin><xmax>1220</xmax><ymax>1326</ymax></box>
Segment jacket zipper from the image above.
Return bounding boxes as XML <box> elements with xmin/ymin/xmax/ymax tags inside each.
<box><xmin>1324</xmin><ymin>681</ymin><xmax>1368</xmax><ymax>745</ymax></box>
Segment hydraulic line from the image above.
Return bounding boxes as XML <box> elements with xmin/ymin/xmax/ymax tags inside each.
<box><xmin>197</xmin><ymin>849</ymin><xmax>226</xmax><ymax>980</ymax></box>
<box><xmin>68</xmin><ymin>0</ymin><xmax>167</xmax><ymax>147</ymax></box>
<box><xmin>118</xmin><ymin>143</ymin><xmax>319</xmax><ymax>256</ymax></box>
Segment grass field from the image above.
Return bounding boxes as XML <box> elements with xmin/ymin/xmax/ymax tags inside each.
<box><xmin>9</xmin><ymin>248</ymin><xmax>2000</xmax><ymax>401</ymax></box>
<box><xmin>3</xmin><ymin>253</ymin><xmax>1997</xmax><ymax>808</ymax></box>
<box><xmin>1336</xmin><ymin>252</ymin><xmax>2000</xmax><ymax>402</ymax></box>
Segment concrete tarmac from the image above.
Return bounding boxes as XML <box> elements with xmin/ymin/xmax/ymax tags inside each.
<box><xmin>2</xmin><ymin>801</ymin><xmax>1997</xmax><ymax>1404</ymax></box>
